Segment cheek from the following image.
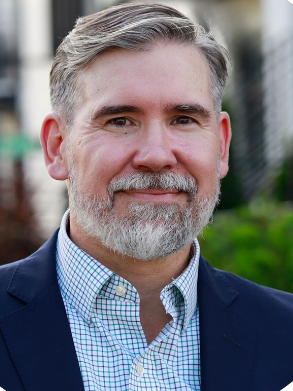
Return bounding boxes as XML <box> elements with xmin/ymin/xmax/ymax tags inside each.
<box><xmin>173</xmin><ymin>134</ymin><xmax>220</xmax><ymax>182</ymax></box>
<box><xmin>74</xmin><ymin>137</ymin><xmax>134</xmax><ymax>194</ymax></box>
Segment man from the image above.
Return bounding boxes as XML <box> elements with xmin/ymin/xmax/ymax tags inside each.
<box><xmin>0</xmin><ymin>3</ymin><xmax>293</xmax><ymax>391</ymax></box>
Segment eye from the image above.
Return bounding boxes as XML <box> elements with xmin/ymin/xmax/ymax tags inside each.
<box><xmin>172</xmin><ymin>116</ymin><xmax>197</xmax><ymax>126</ymax></box>
<box><xmin>107</xmin><ymin>117</ymin><xmax>131</xmax><ymax>127</ymax></box>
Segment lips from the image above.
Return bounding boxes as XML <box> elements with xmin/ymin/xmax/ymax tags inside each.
<box><xmin>118</xmin><ymin>188</ymin><xmax>184</xmax><ymax>202</ymax></box>
<box><xmin>125</xmin><ymin>188</ymin><xmax>180</xmax><ymax>195</ymax></box>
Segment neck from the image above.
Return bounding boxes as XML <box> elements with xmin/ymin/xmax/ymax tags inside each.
<box><xmin>69</xmin><ymin>215</ymin><xmax>192</xmax><ymax>344</ymax></box>
<box><xmin>69</xmin><ymin>215</ymin><xmax>191</xmax><ymax>294</ymax></box>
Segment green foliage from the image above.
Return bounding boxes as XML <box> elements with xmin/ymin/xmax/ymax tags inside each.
<box><xmin>198</xmin><ymin>199</ymin><xmax>293</xmax><ymax>293</ymax></box>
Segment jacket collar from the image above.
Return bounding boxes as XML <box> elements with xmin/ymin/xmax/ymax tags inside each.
<box><xmin>0</xmin><ymin>230</ymin><xmax>85</xmax><ymax>391</ymax></box>
<box><xmin>6</xmin><ymin>230</ymin><xmax>59</xmax><ymax>303</ymax></box>
<box><xmin>198</xmin><ymin>256</ymin><xmax>257</xmax><ymax>391</ymax></box>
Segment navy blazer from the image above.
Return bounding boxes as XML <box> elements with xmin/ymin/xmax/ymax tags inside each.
<box><xmin>1</xmin><ymin>230</ymin><xmax>293</xmax><ymax>390</ymax></box>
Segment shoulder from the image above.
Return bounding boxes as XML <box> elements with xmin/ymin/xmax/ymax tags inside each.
<box><xmin>0</xmin><ymin>230</ymin><xmax>59</xmax><ymax>317</ymax></box>
<box><xmin>220</xmin><ymin>264</ymin><xmax>293</xmax><ymax>309</ymax></box>
<box><xmin>0</xmin><ymin>259</ymin><xmax>22</xmax><ymax>296</ymax></box>
<box><xmin>199</xmin><ymin>256</ymin><xmax>293</xmax><ymax>324</ymax></box>
<box><xmin>0</xmin><ymin>258</ymin><xmax>32</xmax><ymax>317</ymax></box>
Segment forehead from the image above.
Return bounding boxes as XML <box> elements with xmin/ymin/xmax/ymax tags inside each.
<box><xmin>78</xmin><ymin>42</ymin><xmax>213</xmax><ymax>113</ymax></box>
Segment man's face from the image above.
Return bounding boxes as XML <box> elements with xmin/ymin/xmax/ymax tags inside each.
<box><xmin>66</xmin><ymin>42</ymin><xmax>230</xmax><ymax>260</ymax></box>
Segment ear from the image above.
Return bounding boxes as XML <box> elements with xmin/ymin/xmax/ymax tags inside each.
<box><xmin>40</xmin><ymin>113</ymin><xmax>69</xmax><ymax>180</ymax></box>
<box><xmin>218</xmin><ymin>111</ymin><xmax>232</xmax><ymax>179</ymax></box>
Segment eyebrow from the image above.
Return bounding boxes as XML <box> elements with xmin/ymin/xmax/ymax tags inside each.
<box><xmin>166</xmin><ymin>104</ymin><xmax>212</xmax><ymax>119</ymax></box>
<box><xmin>90</xmin><ymin>103</ymin><xmax>211</xmax><ymax>122</ymax></box>
<box><xmin>91</xmin><ymin>105</ymin><xmax>140</xmax><ymax>121</ymax></box>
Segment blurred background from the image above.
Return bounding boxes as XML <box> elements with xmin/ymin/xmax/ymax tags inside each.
<box><xmin>1</xmin><ymin>0</ymin><xmax>293</xmax><ymax>291</ymax></box>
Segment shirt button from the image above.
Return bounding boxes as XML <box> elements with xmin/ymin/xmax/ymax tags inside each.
<box><xmin>136</xmin><ymin>363</ymin><xmax>144</xmax><ymax>376</ymax></box>
<box><xmin>115</xmin><ymin>285</ymin><xmax>126</xmax><ymax>297</ymax></box>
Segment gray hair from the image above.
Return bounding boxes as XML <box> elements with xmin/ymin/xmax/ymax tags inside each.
<box><xmin>50</xmin><ymin>2</ymin><xmax>231</xmax><ymax>126</ymax></box>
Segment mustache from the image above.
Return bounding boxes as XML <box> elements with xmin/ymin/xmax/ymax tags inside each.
<box><xmin>108</xmin><ymin>172</ymin><xmax>197</xmax><ymax>200</ymax></box>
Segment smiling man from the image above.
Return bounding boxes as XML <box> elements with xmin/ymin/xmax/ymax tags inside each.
<box><xmin>1</xmin><ymin>3</ymin><xmax>293</xmax><ymax>391</ymax></box>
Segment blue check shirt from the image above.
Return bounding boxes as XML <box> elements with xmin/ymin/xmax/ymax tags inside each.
<box><xmin>56</xmin><ymin>210</ymin><xmax>201</xmax><ymax>390</ymax></box>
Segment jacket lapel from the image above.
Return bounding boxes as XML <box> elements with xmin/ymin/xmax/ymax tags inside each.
<box><xmin>0</xmin><ymin>231</ymin><xmax>85</xmax><ymax>391</ymax></box>
<box><xmin>198</xmin><ymin>257</ymin><xmax>257</xmax><ymax>391</ymax></box>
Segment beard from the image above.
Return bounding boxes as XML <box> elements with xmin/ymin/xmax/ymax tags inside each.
<box><xmin>68</xmin><ymin>166</ymin><xmax>220</xmax><ymax>261</ymax></box>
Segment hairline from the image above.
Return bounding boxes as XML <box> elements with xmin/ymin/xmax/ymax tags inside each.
<box><xmin>50</xmin><ymin>4</ymin><xmax>230</xmax><ymax>128</ymax></box>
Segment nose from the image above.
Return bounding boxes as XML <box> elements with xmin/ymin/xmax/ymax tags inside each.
<box><xmin>132</xmin><ymin>125</ymin><xmax>178</xmax><ymax>172</ymax></box>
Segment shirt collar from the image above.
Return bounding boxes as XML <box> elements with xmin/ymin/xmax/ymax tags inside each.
<box><xmin>56</xmin><ymin>210</ymin><xmax>114</xmax><ymax>323</ymax></box>
<box><xmin>56</xmin><ymin>209</ymin><xmax>200</xmax><ymax>330</ymax></box>
<box><xmin>160</xmin><ymin>241</ymin><xmax>200</xmax><ymax>332</ymax></box>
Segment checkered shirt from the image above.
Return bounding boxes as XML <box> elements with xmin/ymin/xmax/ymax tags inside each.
<box><xmin>56</xmin><ymin>210</ymin><xmax>201</xmax><ymax>390</ymax></box>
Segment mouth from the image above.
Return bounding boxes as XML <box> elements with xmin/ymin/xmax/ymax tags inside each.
<box><xmin>118</xmin><ymin>188</ymin><xmax>184</xmax><ymax>202</ymax></box>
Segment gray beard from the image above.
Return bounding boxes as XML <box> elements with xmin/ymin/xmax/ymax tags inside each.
<box><xmin>68</xmin><ymin>170</ymin><xmax>220</xmax><ymax>261</ymax></box>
